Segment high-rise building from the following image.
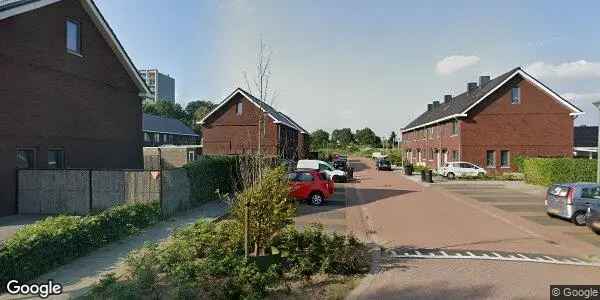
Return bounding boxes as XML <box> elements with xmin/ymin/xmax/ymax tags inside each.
<box><xmin>139</xmin><ymin>69</ymin><xmax>175</xmax><ymax>103</ymax></box>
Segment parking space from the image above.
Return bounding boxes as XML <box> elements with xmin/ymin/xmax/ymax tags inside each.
<box><xmin>294</xmin><ymin>184</ymin><xmax>348</xmax><ymax>234</ymax></box>
<box><xmin>437</xmin><ymin>182</ymin><xmax>600</xmax><ymax>250</ymax></box>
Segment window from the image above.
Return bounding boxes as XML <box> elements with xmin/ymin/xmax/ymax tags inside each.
<box><xmin>144</xmin><ymin>133</ymin><xmax>151</xmax><ymax>142</ymax></box>
<box><xmin>452</xmin><ymin>150</ymin><xmax>459</xmax><ymax>161</ymax></box>
<box><xmin>48</xmin><ymin>149</ymin><xmax>65</xmax><ymax>169</ymax></box>
<box><xmin>297</xmin><ymin>172</ymin><xmax>314</xmax><ymax>182</ymax></box>
<box><xmin>500</xmin><ymin>150</ymin><xmax>510</xmax><ymax>168</ymax></box>
<box><xmin>319</xmin><ymin>163</ymin><xmax>333</xmax><ymax>172</ymax></box>
<box><xmin>486</xmin><ymin>150</ymin><xmax>496</xmax><ymax>167</ymax></box>
<box><xmin>451</xmin><ymin>120</ymin><xmax>459</xmax><ymax>135</ymax></box>
<box><xmin>154</xmin><ymin>134</ymin><xmax>160</xmax><ymax>144</ymax></box>
<box><xmin>511</xmin><ymin>87</ymin><xmax>520</xmax><ymax>104</ymax></box>
<box><xmin>16</xmin><ymin>149</ymin><xmax>35</xmax><ymax>169</ymax></box>
<box><xmin>187</xmin><ymin>150</ymin><xmax>196</xmax><ymax>162</ymax></box>
<box><xmin>66</xmin><ymin>19</ymin><xmax>81</xmax><ymax>54</ymax></box>
<box><xmin>236</xmin><ymin>102</ymin><xmax>243</xmax><ymax>115</ymax></box>
<box><xmin>582</xmin><ymin>187</ymin><xmax>600</xmax><ymax>199</ymax></box>
<box><xmin>429</xmin><ymin>149</ymin><xmax>434</xmax><ymax>160</ymax></box>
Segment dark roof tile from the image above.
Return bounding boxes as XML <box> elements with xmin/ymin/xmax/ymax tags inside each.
<box><xmin>143</xmin><ymin>114</ymin><xmax>198</xmax><ymax>136</ymax></box>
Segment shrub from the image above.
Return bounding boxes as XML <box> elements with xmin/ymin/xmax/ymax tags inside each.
<box><xmin>513</xmin><ymin>155</ymin><xmax>526</xmax><ymax>172</ymax></box>
<box><xmin>0</xmin><ymin>203</ymin><xmax>161</xmax><ymax>288</ymax></box>
<box><xmin>523</xmin><ymin>158</ymin><xmax>596</xmax><ymax>186</ymax></box>
<box><xmin>270</xmin><ymin>224</ymin><xmax>369</xmax><ymax>279</ymax></box>
<box><xmin>231</xmin><ymin>166</ymin><xmax>295</xmax><ymax>255</ymax></box>
<box><xmin>184</xmin><ymin>155</ymin><xmax>240</xmax><ymax>204</ymax></box>
<box><xmin>383</xmin><ymin>149</ymin><xmax>403</xmax><ymax>165</ymax></box>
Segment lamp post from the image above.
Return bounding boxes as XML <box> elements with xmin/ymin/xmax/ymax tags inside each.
<box><xmin>593</xmin><ymin>101</ymin><xmax>600</xmax><ymax>183</ymax></box>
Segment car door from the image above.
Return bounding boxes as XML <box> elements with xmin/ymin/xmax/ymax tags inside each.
<box><xmin>580</xmin><ymin>186</ymin><xmax>600</xmax><ymax>211</ymax></box>
<box><xmin>288</xmin><ymin>172</ymin><xmax>302</xmax><ymax>199</ymax></box>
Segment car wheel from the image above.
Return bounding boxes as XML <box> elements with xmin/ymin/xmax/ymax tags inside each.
<box><xmin>447</xmin><ymin>172</ymin><xmax>455</xmax><ymax>180</ymax></box>
<box><xmin>572</xmin><ymin>211</ymin><xmax>587</xmax><ymax>226</ymax></box>
<box><xmin>310</xmin><ymin>192</ymin><xmax>324</xmax><ymax>206</ymax></box>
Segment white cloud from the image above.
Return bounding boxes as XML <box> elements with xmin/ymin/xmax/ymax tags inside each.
<box><xmin>435</xmin><ymin>55</ymin><xmax>481</xmax><ymax>75</ymax></box>
<box><xmin>526</xmin><ymin>60</ymin><xmax>600</xmax><ymax>80</ymax></box>
<box><xmin>562</xmin><ymin>92</ymin><xmax>600</xmax><ymax>102</ymax></box>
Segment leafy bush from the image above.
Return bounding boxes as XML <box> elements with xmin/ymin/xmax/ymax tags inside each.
<box><xmin>383</xmin><ymin>149</ymin><xmax>403</xmax><ymax>165</ymax></box>
<box><xmin>270</xmin><ymin>224</ymin><xmax>369</xmax><ymax>279</ymax></box>
<box><xmin>513</xmin><ymin>155</ymin><xmax>526</xmax><ymax>172</ymax></box>
<box><xmin>523</xmin><ymin>158</ymin><xmax>596</xmax><ymax>186</ymax></box>
<box><xmin>232</xmin><ymin>166</ymin><xmax>295</xmax><ymax>255</ymax></box>
<box><xmin>0</xmin><ymin>203</ymin><xmax>161</xmax><ymax>289</ymax></box>
<box><xmin>185</xmin><ymin>155</ymin><xmax>240</xmax><ymax>204</ymax></box>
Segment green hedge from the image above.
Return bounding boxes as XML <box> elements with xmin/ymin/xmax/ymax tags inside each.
<box><xmin>0</xmin><ymin>203</ymin><xmax>161</xmax><ymax>288</ymax></box>
<box><xmin>523</xmin><ymin>158</ymin><xmax>596</xmax><ymax>186</ymax></box>
<box><xmin>184</xmin><ymin>155</ymin><xmax>240</xmax><ymax>203</ymax></box>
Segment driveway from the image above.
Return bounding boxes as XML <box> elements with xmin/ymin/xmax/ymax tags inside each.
<box><xmin>345</xmin><ymin>157</ymin><xmax>600</xmax><ymax>300</ymax></box>
<box><xmin>295</xmin><ymin>184</ymin><xmax>348</xmax><ymax>234</ymax></box>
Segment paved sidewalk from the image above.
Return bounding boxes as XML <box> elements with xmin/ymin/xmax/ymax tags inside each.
<box><xmin>1</xmin><ymin>200</ymin><xmax>227</xmax><ymax>300</ymax></box>
<box><xmin>0</xmin><ymin>214</ymin><xmax>46</xmax><ymax>242</ymax></box>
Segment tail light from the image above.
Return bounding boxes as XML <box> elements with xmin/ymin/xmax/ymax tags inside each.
<box><xmin>566</xmin><ymin>188</ymin><xmax>574</xmax><ymax>205</ymax></box>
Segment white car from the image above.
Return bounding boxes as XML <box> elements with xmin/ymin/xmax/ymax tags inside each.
<box><xmin>440</xmin><ymin>162</ymin><xmax>486</xmax><ymax>179</ymax></box>
<box><xmin>297</xmin><ymin>160</ymin><xmax>347</xmax><ymax>182</ymax></box>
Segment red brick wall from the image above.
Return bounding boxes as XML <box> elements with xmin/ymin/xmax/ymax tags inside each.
<box><xmin>202</xmin><ymin>93</ymin><xmax>279</xmax><ymax>156</ymax></box>
<box><xmin>402</xmin><ymin>120</ymin><xmax>461</xmax><ymax>169</ymax></box>
<box><xmin>461</xmin><ymin>77</ymin><xmax>574</xmax><ymax>173</ymax></box>
<box><xmin>0</xmin><ymin>1</ymin><xmax>143</xmax><ymax>216</ymax></box>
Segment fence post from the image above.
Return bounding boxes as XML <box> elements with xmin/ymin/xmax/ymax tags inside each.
<box><xmin>88</xmin><ymin>169</ymin><xmax>93</xmax><ymax>213</ymax></box>
<box><xmin>15</xmin><ymin>169</ymin><xmax>19</xmax><ymax>214</ymax></box>
<box><xmin>158</xmin><ymin>148</ymin><xmax>164</xmax><ymax>215</ymax></box>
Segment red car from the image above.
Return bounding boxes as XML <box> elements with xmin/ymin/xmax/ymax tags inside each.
<box><xmin>288</xmin><ymin>170</ymin><xmax>335</xmax><ymax>206</ymax></box>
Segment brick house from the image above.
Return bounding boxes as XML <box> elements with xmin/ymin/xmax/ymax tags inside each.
<box><xmin>401</xmin><ymin>67</ymin><xmax>583</xmax><ymax>174</ymax></box>
<box><xmin>143</xmin><ymin>113</ymin><xmax>200</xmax><ymax>147</ymax></box>
<box><xmin>0</xmin><ymin>0</ymin><xmax>150</xmax><ymax>216</ymax></box>
<box><xmin>199</xmin><ymin>88</ymin><xmax>309</xmax><ymax>159</ymax></box>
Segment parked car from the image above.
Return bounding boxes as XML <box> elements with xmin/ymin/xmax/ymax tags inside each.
<box><xmin>297</xmin><ymin>159</ymin><xmax>347</xmax><ymax>182</ymax></box>
<box><xmin>546</xmin><ymin>183</ymin><xmax>600</xmax><ymax>226</ymax></box>
<box><xmin>440</xmin><ymin>162</ymin><xmax>486</xmax><ymax>179</ymax></box>
<box><xmin>586</xmin><ymin>206</ymin><xmax>600</xmax><ymax>234</ymax></box>
<box><xmin>376</xmin><ymin>158</ymin><xmax>392</xmax><ymax>171</ymax></box>
<box><xmin>288</xmin><ymin>170</ymin><xmax>334</xmax><ymax>206</ymax></box>
<box><xmin>333</xmin><ymin>157</ymin><xmax>354</xmax><ymax>180</ymax></box>
<box><xmin>372</xmin><ymin>152</ymin><xmax>387</xmax><ymax>160</ymax></box>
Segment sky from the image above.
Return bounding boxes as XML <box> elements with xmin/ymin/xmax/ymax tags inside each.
<box><xmin>96</xmin><ymin>0</ymin><xmax>600</xmax><ymax>137</ymax></box>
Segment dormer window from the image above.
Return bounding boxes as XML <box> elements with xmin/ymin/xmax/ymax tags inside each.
<box><xmin>66</xmin><ymin>19</ymin><xmax>81</xmax><ymax>55</ymax></box>
<box><xmin>236</xmin><ymin>102</ymin><xmax>243</xmax><ymax>115</ymax></box>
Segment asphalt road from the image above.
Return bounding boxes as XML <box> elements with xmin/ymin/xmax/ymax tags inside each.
<box><xmin>343</xmin><ymin>157</ymin><xmax>600</xmax><ymax>300</ymax></box>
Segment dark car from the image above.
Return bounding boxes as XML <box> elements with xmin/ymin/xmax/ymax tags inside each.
<box><xmin>332</xmin><ymin>157</ymin><xmax>354</xmax><ymax>179</ymax></box>
<box><xmin>586</xmin><ymin>207</ymin><xmax>600</xmax><ymax>234</ymax></box>
<box><xmin>376</xmin><ymin>158</ymin><xmax>392</xmax><ymax>171</ymax></box>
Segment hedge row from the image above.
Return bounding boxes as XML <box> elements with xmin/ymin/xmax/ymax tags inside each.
<box><xmin>0</xmin><ymin>203</ymin><xmax>161</xmax><ymax>288</ymax></box>
<box><xmin>184</xmin><ymin>155</ymin><xmax>241</xmax><ymax>204</ymax></box>
<box><xmin>523</xmin><ymin>158</ymin><xmax>596</xmax><ymax>186</ymax></box>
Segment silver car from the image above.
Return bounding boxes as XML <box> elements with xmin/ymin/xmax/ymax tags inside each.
<box><xmin>546</xmin><ymin>183</ymin><xmax>600</xmax><ymax>226</ymax></box>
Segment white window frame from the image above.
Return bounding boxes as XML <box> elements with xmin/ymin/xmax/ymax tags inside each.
<box><xmin>511</xmin><ymin>87</ymin><xmax>521</xmax><ymax>104</ymax></box>
<box><xmin>236</xmin><ymin>102</ymin><xmax>243</xmax><ymax>115</ymax></box>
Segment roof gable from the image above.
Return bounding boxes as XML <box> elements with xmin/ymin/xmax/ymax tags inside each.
<box><xmin>0</xmin><ymin>0</ymin><xmax>150</xmax><ymax>96</ymax></box>
<box><xmin>402</xmin><ymin>67</ymin><xmax>584</xmax><ymax>133</ymax></box>
<box><xmin>199</xmin><ymin>88</ymin><xmax>308</xmax><ymax>134</ymax></box>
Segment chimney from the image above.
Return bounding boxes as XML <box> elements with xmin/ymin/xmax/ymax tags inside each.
<box><xmin>479</xmin><ymin>75</ymin><xmax>491</xmax><ymax>87</ymax></box>
<box><xmin>444</xmin><ymin>95</ymin><xmax>452</xmax><ymax>103</ymax></box>
<box><xmin>467</xmin><ymin>82</ymin><xmax>478</xmax><ymax>93</ymax></box>
<box><xmin>427</xmin><ymin>104</ymin><xmax>433</xmax><ymax>111</ymax></box>
<box><xmin>433</xmin><ymin>100</ymin><xmax>440</xmax><ymax>109</ymax></box>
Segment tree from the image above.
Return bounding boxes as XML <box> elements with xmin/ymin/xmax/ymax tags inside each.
<box><xmin>242</xmin><ymin>38</ymin><xmax>278</xmax><ymax>154</ymax></box>
<box><xmin>331</xmin><ymin>128</ymin><xmax>355</xmax><ymax>146</ymax></box>
<box><xmin>388</xmin><ymin>131</ymin><xmax>397</xmax><ymax>148</ymax></box>
<box><xmin>355</xmin><ymin>127</ymin><xmax>381</xmax><ymax>147</ymax></box>
<box><xmin>143</xmin><ymin>100</ymin><xmax>186</xmax><ymax>121</ymax></box>
<box><xmin>185</xmin><ymin>100</ymin><xmax>216</xmax><ymax>133</ymax></box>
<box><xmin>232</xmin><ymin>166</ymin><xmax>295</xmax><ymax>256</ymax></box>
<box><xmin>310</xmin><ymin>129</ymin><xmax>330</xmax><ymax>149</ymax></box>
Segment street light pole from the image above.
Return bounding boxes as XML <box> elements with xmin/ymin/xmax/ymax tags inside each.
<box><xmin>593</xmin><ymin>101</ymin><xmax>600</xmax><ymax>183</ymax></box>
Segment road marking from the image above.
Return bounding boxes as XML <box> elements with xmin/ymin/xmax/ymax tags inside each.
<box><xmin>384</xmin><ymin>248</ymin><xmax>600</xmax><ymax>268</ymax></box>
